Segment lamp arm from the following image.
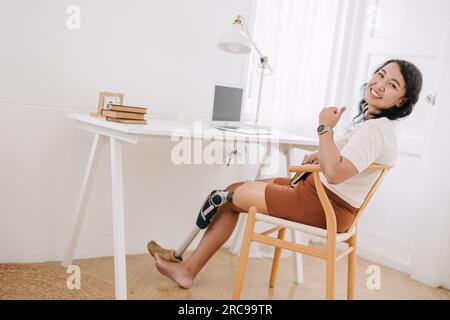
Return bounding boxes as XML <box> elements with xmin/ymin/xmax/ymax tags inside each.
<box><xmin>238</xmin><ymin>15</ymin><xmax>274</xmax><ymax>124</ymax></box>
<box><xmin>240</xmin><ymin>16</ymin><xmax>265</xmax><ymax>58</ymax></box>
<box><xmin>239</xmin><ymin>16</ymin><xmax>273</xmax><ymax>73</ymax></box>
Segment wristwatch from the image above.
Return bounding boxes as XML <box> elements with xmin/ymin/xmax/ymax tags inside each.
<box><xmin>317</xmin><ymin>124</ymin><xmax>333</xmax><ymax>136</ymax></box>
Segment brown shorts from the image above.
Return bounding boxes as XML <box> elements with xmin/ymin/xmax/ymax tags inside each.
<box><xmin>264</xmin><ymin>174</ymin><xmax>358</xmax><ymax>233</ymax></box>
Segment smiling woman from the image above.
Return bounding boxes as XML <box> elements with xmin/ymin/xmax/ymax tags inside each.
<box><xmin>355</xmin><ymin>59</ymin><xmax>423</xmax><ymax>123</ymax></box>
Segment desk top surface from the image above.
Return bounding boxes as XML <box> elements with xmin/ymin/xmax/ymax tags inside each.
<box><xmin>68</xmin><ymin>113</ymin><xmax>318</xmax><ymax>147</ymax></box>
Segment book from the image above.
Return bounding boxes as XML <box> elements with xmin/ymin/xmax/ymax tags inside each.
<box><xmin>289</xmin><ymin>171</ymin><xmax>311</xmax><ymax>186</ymax></box>
<box><xmin>102</xmin><ymin>110</ymin><xmax>145</xmax><ymax>120</ymax></box>
<box><xmin>108</xmin><ymin>104</ymin><xmax>147</xmax><ymax>114</ymax></box>
<box><xmin>106</xmin><ymin>117</ymin><xmax>147</xmax><ymax>125</ymax></box>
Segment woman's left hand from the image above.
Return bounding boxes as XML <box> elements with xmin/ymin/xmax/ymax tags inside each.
<box><xmin>319</xmin><ymin>106</ymin><xmax>347</xmax><ymax>128</ymax></box>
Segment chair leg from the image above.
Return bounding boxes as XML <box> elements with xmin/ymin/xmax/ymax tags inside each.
<box><xmin>232</xmin><ymin>207</ymin><xmax>257</xmax><ymax>300</ymax></box>
<box><xmin>269</xmin><ymin>228</ymin><xmax>286</xmax><ymax>287</ymax></box>
<box><xmin>325</xmin><ymin>238</ymin><xmax>336</xmax><ymax>300</ymax></box>
<box><xmin>325</xmin><ymin>258</ymin><xmax>336</xmax><ymax>300</ymax></box>
<box><xmin>347</xmin><ymin>234</ymin><xmax>357</xmax><ymax>300</ymax></box>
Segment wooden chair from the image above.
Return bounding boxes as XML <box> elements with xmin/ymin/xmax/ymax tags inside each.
<box><xmin>232</xmin><ymin>163</ymin><xmax>393</xmax><ymax>300</ymax></box>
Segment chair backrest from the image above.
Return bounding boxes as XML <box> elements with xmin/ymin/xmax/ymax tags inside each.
<box><xmin>346</xmin><ymin>163</ymin><xmax>394</xmax><ymax>231</ymax></box>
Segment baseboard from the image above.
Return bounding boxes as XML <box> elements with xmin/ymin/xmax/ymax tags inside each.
<box><xmin>357</xmin><ymin>228</ymin><xmax>412</xmax><ymax>274</ymax></box>
<box><xmin>356</xmin><ymin>246</ymin><xmax>411</xmax><ymax>273</ymax></box>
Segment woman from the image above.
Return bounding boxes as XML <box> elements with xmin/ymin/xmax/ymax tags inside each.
<box><xmin>153</xmin><ymin>59</ymin><xmax>423</xmax><ymax>289</ymax></box>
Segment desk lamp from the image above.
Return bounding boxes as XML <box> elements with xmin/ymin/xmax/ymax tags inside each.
<box><xmin>217</xmin><ymin>15</ymin><xmax>273</xmax><ymax>125</ymax></box>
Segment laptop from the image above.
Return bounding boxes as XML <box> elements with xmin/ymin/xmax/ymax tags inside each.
<box><xmin>210</xmin><ymin>84</ymin><xmax>269</xmax><ymax>134</ymax></box>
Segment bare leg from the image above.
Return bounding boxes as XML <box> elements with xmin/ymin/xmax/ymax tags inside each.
<box><xmin>154</xmin><ymin>181</ymin><xmax>269</xmax><ymax>288</ymax></box>
<box><xmin>257</xmin><ymin>178</ymin><xmax>275</xmax><ymax>184</ymax></box>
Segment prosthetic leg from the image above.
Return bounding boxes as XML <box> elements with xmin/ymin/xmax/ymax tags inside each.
<box><xmin>147</xmin><ymin>190</ymin><xmax>234</xmax><ymax>263</ymax></box>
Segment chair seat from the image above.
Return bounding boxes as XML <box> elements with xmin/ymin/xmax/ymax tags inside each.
<box><xmin>255</xmin><ymin>213</ymin><xmax>356</xmax><ymax>242</ymax></box>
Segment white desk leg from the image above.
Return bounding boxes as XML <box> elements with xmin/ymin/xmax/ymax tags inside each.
<box><xmin>62</xmin><ymin>133</ymin><xmax>105</xmax><ymax>268</ymax></box>
<box><xmin>284</xmin><ymin>145</ymin><xmax>305</xmax><ymax>284</ymax></box>
<box><xmin>110</xmin><ymin>137</ymin><xmax>128</xmax><ymax>300</ymax></box>
<box><xmin>291</xmin><ymin>230</ymin><xmax>305</xmax><ymax>283</ymax></box>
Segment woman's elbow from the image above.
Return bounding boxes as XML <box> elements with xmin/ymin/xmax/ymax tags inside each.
<box><xmin>321</xmin><ymin>161</ymin><xmax>356</xmax><ymax>185</ymax></box>
<box><xmin>323</xmin><ymin>166</ymin><xmax>351</xmax><ymax>184</ymax></box>
<box><xmin>326</xmin><ymin>175</ymin><xmax>340</xmax><ymax>185</ymax></box>
<box><xmin>324</xmin><ymin>169</ymin><xmax>357</xmax><ymax>185</ymax></box>
<box><xmin>323</xmin><ymin>170</ymin><xmax>340</xmax><ymax>184</ymax></box>
<box><xmin>320</xmin><ymin>164</ymin><xmax>337</xmax><ymax>184</ymax></box>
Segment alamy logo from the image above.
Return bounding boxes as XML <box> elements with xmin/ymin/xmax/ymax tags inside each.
<box><xmin>366</xmin><ymin>264</ymin><xmax>381</xmax><ymax>290</ymax></box>
<box><xmin>66</xmin><ymin>265</ymin><xmax>81</xmax><ymax>290</ymax></box>
<box><xmin>169</xmin><ymin>122</ymin><xmax>281</xmax><ymax>176</ymax></box>
<box><xmin>66</xmin><ymin>5</ymin><xmax>81</xmax><ymax>30</ymax></box>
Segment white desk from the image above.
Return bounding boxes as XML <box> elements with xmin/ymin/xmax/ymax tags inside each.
<box><xmin>62</xmin><ymin>113</ymin><xmax>318</xmax><ymax>300</ymax></box>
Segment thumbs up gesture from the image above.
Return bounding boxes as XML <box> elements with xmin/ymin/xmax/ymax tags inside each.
<box><xmin>319</xmin><ymin>106</ymin><xmax>347</xmax><ymax>128</ymax></box>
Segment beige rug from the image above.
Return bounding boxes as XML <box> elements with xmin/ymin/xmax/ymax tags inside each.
<box><xmin>0</xmin><ymin>263</ymin><xmax>115</xmax><ymax>300</ymax></box>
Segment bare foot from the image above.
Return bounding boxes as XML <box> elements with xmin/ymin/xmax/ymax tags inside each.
<box><xmin>154</xmin><ymin>254</ymin><xmax>194</xmax><ymax>289</ymax></box>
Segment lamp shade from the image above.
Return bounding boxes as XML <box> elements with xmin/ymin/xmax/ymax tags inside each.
<box><xmin>217</xmin><ymin>23</ymin><xmax>252</xmax><ymax>54</ymax></box>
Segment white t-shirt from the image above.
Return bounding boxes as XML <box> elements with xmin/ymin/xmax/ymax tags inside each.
<box><xmin>319</xmin><ymin>117</ymin><xmax>398</xmax><ymax>208</ymax></box>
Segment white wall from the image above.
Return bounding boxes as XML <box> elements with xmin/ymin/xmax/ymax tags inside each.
<box><xmin>0</xmin><ymin>0</ymin><xmax>261</xmax><ymax>263</ymax></box>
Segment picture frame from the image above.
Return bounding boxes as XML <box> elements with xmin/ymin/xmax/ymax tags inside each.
<box><xmin>91</xmin><ymin>91</ymin><xmax>125</xmax><ymax>117</ymax></box>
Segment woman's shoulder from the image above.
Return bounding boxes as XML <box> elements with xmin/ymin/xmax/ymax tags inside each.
<box><xmin>353</xmin><ymin>117</ymin><xmax>398</xmax><ymax>143</ymax></box>
<box><xmin>361</xmin><ymin>117</ymin><xmax>397</xmax><ymax>131</ymax></box>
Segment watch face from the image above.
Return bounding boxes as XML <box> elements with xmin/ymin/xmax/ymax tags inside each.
<box><xmin>317</xmin><ymin>124</ymin><xmax>325</xmax><ymax>132</ymax></box>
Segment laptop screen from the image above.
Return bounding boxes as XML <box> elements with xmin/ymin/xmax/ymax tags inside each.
<box><xmin>212</xmin><ymin>85</ymin><xmax>243</xmax><ymax>122</ymax></box>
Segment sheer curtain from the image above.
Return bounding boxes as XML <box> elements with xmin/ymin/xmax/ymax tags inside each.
<box><xmin>243</xmin><ymin>0</ymin><xmax>367</xmax><ymax>137</ymax></box>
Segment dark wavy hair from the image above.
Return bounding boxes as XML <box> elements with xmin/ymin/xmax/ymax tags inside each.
<box><xmin>353</xmin><ymin>59</ymin><xmax>423</xmax><ymax>124</ymax></box>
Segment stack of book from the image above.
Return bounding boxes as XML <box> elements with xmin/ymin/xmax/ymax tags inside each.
<box><xmin>101</xmin><ymin>104</ymin><xmax>148</xmax><ymax>124</ymax></box>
